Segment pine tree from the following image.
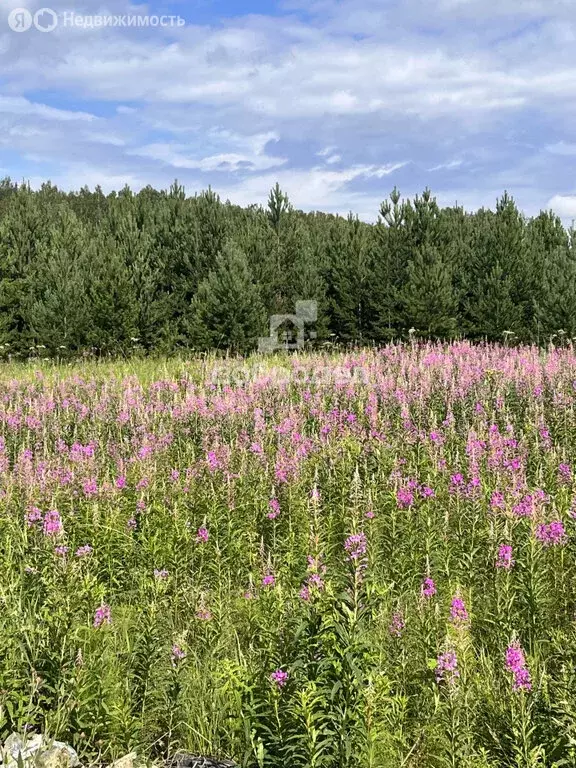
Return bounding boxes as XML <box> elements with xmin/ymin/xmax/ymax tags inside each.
<box><xmin>24</xmin><ymin>209</ymin><xmax>90</xmax><ymax>352</ymax></box>
<box><xmin>371</xmin><ymin>188</ymin><xmax>412</xmax><ymax>339</ymax></box>
<box><xmin>0</xmin><ymin>185</ymin><xmax>49</xmax><ymax>350</ymax></box>
<box><xmin>187</xmin><ymin>241</ymin><xmax>266</xmax><ymax>353</ymax></box>
<box><xmin>267</xmin><ymin>183</ymin><xmax>291</xmax><ymax>237</ymax></box>
<box><xmin>402</xmin><ymin>244</ymin><xmax>457</xmax><ymax>338</ymax></box>
<box><xmin>83</xmin><ymin>233</ymin><xmax>138</xmax><ymax>352</ymax></box>
<box><xmin>326</xmin><ymin>214</ymin><xmax>374</xmax><ymax>343</ymax></box>
<box><xmin>534</xmin><ymin>245</ymin><xmax>576</xmax><ymax>339</ymax></box>
<box><xmin>465</xmin><ymin>260</ymin><xmax>520</xmax><ymax>341</ymax></box>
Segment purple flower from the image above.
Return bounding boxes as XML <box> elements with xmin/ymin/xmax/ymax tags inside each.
<box><xmin>93</xmin><ymin>604</ymin><xmax>111</xmax><ymax>628</ymax></box>
<box><xmin>559</xmin><ymin>463</ymin><xmax>572</xmax><ymax>484</ymax></box>
<box><xmin>196</xmin><ymin>526</ymin><xmax>209</xmax><ymax>544</ymax></box>
<box><xmin>43</xmin><ymin>509</ymin><xmax>62</xmax><ymax>537</ymax></box>
<box><xmin>154</xmin><ymin>568</ymin><xmax>169</xmax><ymax>580</ymax></box>
<box><xmin>496</xmin><ymin>544</ymin><xmax>514</xmax><ymax>569</ymax></box>
<box><xmin>396</xmin><ymin>488</ymin><xmax>414</xmax><ymax>509</ymax></box>
<box><xmin>262</xmin><ymin>572</ymin><xmax>275</xmax><ymax>587</ymax></box>
<box><xmin>491</xmin><ymin>491</ymin><xmax>505</xmax><ymax>510</ymax></box>
<box><xmin>26</xmin><ymin>507</ymin><xmax>43</xmax><ymax>527</ymax></box>
<box><xmin>389</xmin><ymin>611</ymin><xmax>405</xmax><ymax>638</ymax></box>
<box><xmin>421</xmin><ymin>577</ymin><xmax>437</xmax><ymax>599</ymax></box>
<box><xmin>450</xmin><ymin>595</ymin><xmax>469</xmax><ymax>625</ymax></box>
<box><xmin>536</xmin><ymin>520</ymin><xmax>567</xmax><ymax>547</ymax></box>
<box><xmin>271</xmin><ymin>669</ymin><xmax>289</xmax><ymax>688</ymax></box>
<box><xmin>171</xmin><ymin>644</ymin><xmax>186</xmax><ymax>665</ymax></box>
<box><xmin>54</xmin><ymin>545</ymin><xmax>69</xmax><ymax>557</ymax></box>
<box><xmin>75</xmin><ymin>544</ymin><xmax>93</xmax><ymax>558</ymax></box>
<box><xmin>267</xmin><ymin>498</ymin><xmax>280</xmax><ymax>520</ymax></box>
<box><xmin>505</xmin><ymin>642</ymin><xmax>532</xmax><ymax>692</ymax></box>
<box><xmin>436</xmin><ymin>649</ymin><xmax>459</xmax><ymax>685</ymax></box>
<box><xmin>82</xmin><ymin>478</ymin><xmax>98</xmax><ymax>497</ymax></box>
<box><xmin>344</xmin><ymin>532</ymin><xmax>367</xmax><ymax>560</ymax></box>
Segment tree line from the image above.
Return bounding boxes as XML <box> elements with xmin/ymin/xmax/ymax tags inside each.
<box><xmin>0</xmin><ymin>177</ymin><xmax>573</xmax><ymax>356</ymax></box>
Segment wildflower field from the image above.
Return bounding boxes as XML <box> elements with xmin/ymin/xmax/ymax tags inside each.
<box><xmin>4</xmin><ymin>343</ymin><xmax>576</xmax><ymax>767</ymax></box>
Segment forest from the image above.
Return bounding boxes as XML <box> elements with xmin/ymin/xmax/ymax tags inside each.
<box><xmin>0</xmin><ymin>177</ymin><xmax>573</xmax><ymax>357</ymax></box>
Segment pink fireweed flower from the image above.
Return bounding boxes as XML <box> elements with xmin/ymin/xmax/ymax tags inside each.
<box><xmin>93</xmin><ymin>604</ymin><xmax>111</xmax><ymax>628</ymax></box>
<box><xmin>195</xmin><ymin>608</ymin><xmax>212</xmax><ymax>621</ymax></box>
<box><xmin>536</xmin><ymin>520</ymin><xmax>567</xmax><ymax>547</ymax></box>
<box><xmin>505</xmin><ymin>642</ymin><xmax>532</xmax><ymax>692</ymax></box>
<box><xmin>450</xmin><ymin>595</ymin><xmax>469</xmax><ymax>625</ymax></box>
<box><xmin>365</xmin><ymin>509</ymin><xmax>375</xmax><ymax>519</ymax></box>
<box><xmin>389</xmin><ymin>611</ymin><xmax>405</xmax><ymax>638</ymax></box>
<box><xmin>43</xmin><ymin>510</ymin><xmax>62</xmax><ymax>537</ymax></box>
<box><xmin>206</xmin><ymin>451</ymin><xmax>221</xmax><ymax>471</ymax></box>
<box><xmin>420</xmin><ymin>486</ymin><xmax>435</xmax><ymax>499</ymax></box>
<box><xmin>396</xmin><ymin>488</ymin><xmax>414</xmax><ymax>509</ymax></box>
<box><xmin>299</xmin><ymin>586</ymin><xmax>311</xmax><ymax>601</ymax></box>
<box><xmin>75</xmin><ymin>544</ymin><xmax>93</xmax><ymax>558</ymax></box>
<box><xmin>26</xmin><ymin>507</ymin><xmax>43</xmax><ymax>527</ymax></box>
<box><xmin>421</xmin><ymin>577</ymin><xmax>437</xmax><ymax>599</ymax></box>
<box><xmin>344</xmin><ymin>532</ymin><xmax>367</xmax><ymax>561</ymax></box>
<box><xmin>436</xmin><ymin>649</ymin><xmax>459</xmax><ymax>685</ymax></box>
<box><xmin>82</xmin><ymin>478</ymin><xmax>98</xmax><ymax>497</ymax></box>
<box><xmin>512</xmin><ymin>494</ymin><xmax>534</xmax><ymax>518</ymax></box>
<box><xmin>127</xmin><ymin>518</ymin><xmax>137</xmax><ymax>531</ymax></box>
<box><xmin>196</xmin><ymin>526</ymin><xmax>209</xmax><ymax>543</ymax></box>
<box><xmin>271</xmin><ymin>669</ymin><xmax>289</xmax><ymax>688</ymax></box>
<box><xmin>559</xmin><ymin>463</ymin><xmax>572</xmax><ymax>484</ymax></box>
<box><xmin>491</xmin><ymin>491</ymin><xmax>505</xmax><ymax>510</ymax></box>
<box><xmin>267</xmin><ymin>497</ymin><xmax>280</xmax><ymax>520</ymax></box>
<box><xmin>54</xmin><ymin>545</ymin><xmax>69</xmax><ymax>557</ymax></box>
<box><xmin>496</xmin><ymin>544</ymin><xmax>514</xmax><ymax>569</ymax></box>
<box><xmin>115</xmin><ymin>475</ymin><xmax>127</xmax><ymax>489</ymax></box>
<box><xmin>171</xmin><ymin>645</ymin><xmax>186</xmax><ymax>665</ymax></box>
<box><xmin>262</xmin><ymin>572</ymin><xmax>275</xmax><ymax>588</ymax></box>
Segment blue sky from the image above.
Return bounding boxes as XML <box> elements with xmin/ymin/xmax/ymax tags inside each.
<box><xmin>1</xmin><ymin>0</ymin><xmax>575</xmax><ymax>221</ymax></box>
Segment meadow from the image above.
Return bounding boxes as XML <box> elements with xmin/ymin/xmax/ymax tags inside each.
<box><xmin>3</xmin><ymin>343</ymin><xmax>576</xmax><ymax>767</ymax></box>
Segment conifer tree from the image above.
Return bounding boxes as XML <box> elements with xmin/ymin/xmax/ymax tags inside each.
<box><xmin>0</xmin><ymin>185</ymin><xmax>49</xmax><ymax>350</ymax></box>
<box><xmin>187</xmin><ymin>241</ymin><xmax>266</xmax><ymax>353</ymax></box>
<box><xmin>267</xmin><ymin>183</ymin><xmax>291</xmax><ymax>237</ymax></box>
<box><xmin>534</xmin><ymin>245</ymin><xmax>576</xmax><ymax>339</ymax></box>
<box><xmin>326</xmin><ymin>214</ymin><xmax>374</xmax><ymax>342</ymax></box>
<box><xmin>402</xmin><ymin>244</ymin><xmax>457</xmax><ymax>337</ymax></box>
<box><xmin>25</xmin><ymin>209</ymin><xmax>90</xmax><ymax>352</ymax></box>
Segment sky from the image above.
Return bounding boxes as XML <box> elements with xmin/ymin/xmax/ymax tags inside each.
<box><xmin>1</xmin><ymin>0</ymin><xmax>575</xmax><ymax>222</ymax></box>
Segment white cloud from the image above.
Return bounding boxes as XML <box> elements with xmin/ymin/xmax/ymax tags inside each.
<box><xmin>0</xmin><ymin>95</ymin><xmax>95</xmax><ymax>122</ymax></box>
<box><xmin>428</xmin><ymin>160</ymin><xmax>464</xmax><ymax>172</ymax></box>
<box><xmin>0</xmin><ymin>0</ymin><xmax>574</xmax><ymax>218</ymax></box>
<box><xmin>548</xmin><ymin>195</ymin><xmax>576</xmax><ymax>219</ymax></box>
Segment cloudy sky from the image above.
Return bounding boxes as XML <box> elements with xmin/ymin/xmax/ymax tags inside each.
<box><xmin>1</xmin><ymin>0</ymin><xmax>575</xmax><ymax>221</ymax></box>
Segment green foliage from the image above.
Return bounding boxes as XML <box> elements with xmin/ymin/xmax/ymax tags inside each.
<box><xmin>188</xmin><ymin>241</ymin><xmax>267</xmax><ymax>353</ymax></box>
<box><xmin>0</xmin><ymin>179</ymin><xmax>573</xmax><ymax>356</ymax></box>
